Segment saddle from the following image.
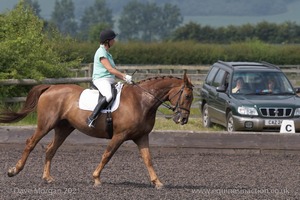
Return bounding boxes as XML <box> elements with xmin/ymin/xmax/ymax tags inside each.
<box><xmin>79</xmin><ymin>82</ymin><xmax>123</xmax><ymax>112</ymax></box>
<box><xmin>79</xmin><ymin>82</ymin><xmax>123</xmax><ymax>139</ymax></box>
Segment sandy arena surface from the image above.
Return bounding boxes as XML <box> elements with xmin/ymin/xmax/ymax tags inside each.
<box><xmin>0</xmin><ymin>142</ymin><xmax>299</xmax><ymax>200</ymax></box>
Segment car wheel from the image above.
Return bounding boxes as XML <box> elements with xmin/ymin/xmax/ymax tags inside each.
<box><xmin>226</xmin><ymin>111</ymin><xmax>236</xmax><ymax>132</ymax></box>
<box><xmin>202</xmin><ymin>104</ymin><xmax>212</xmax><ymax>128</ymax></box>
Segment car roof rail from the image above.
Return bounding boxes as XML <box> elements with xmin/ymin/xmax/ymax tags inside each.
<box><xmin>218</xmin><ymin>60</ymin><xmax>281</xmax><ymax>70</ymax></box>
<box><xmin>260</xmin><ymin>61</ymin><xmax>281</xmax><ymax>70</ymax></box>
<box><xmin>217</xmin><ymin>60</ymin><xmax>233</xmax><ymax>68</ymax></box>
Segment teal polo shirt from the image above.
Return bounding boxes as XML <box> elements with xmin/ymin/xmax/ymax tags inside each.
<box><xmin>92</xmin><ymin>45</ymin><xmax>116</xmax><ymax>80</ymax></box>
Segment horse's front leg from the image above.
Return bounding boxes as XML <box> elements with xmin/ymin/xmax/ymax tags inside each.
<box><xmin>93</xmin><ymin>134</ymin><xmax>125</xmax><ymax>187</ymax></box>
<box><xmin>133</xmin><ymin>134</ymin><xmax>163</xmax><ymax>189</ymax></box>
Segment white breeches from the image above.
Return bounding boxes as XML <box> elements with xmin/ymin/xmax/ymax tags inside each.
<box><xmin>93</xmin><ymin>78</ymin><xmax>115</xmax><ymax>102</ymax></box>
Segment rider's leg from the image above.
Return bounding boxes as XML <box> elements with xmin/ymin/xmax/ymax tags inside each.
<box><xmin>87</xmin><ymin>96</ymin><xmax>108</xmax><ymax>127</ymax></box>
<box><xmin>87</xmin><ymin>78</ymin><xmax>113</xmax><ymax>128</ymax></box>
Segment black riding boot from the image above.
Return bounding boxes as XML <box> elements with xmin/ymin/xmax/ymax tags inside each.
<box><xmin>87</xmin><ymin>97</ymin><xmax>108</xmax><ymax>128</ymax></box>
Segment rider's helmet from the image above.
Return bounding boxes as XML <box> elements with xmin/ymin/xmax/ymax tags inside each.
<box><xmin>100</xmin><ymin>29</ymin><xmax>117</xmax><ymax>44</ymax></box>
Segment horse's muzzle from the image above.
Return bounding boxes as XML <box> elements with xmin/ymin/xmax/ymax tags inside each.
<box><xmin>173</xmin><ymin>111</ymin><xmax>189</xmax><ymax>125</ymax></box>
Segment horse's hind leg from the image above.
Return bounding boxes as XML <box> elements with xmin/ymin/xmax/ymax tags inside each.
<box><xmin>7</xmin><ymin>126</ymin><xmax>52</xmax><ymax>177</ymax></box>
<box><xmin>43</xmin><ymin>122</ymin><xmax>74</xmax><ymax>183</ymax></box>
<box><xmin>133</xmin><ymin>134</ymin><xmax>163</xmax><ymax>189</ymax></box>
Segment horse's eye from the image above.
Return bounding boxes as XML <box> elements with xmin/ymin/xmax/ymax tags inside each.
<box><xmin>185</xmin><ymin>94</ymin><xmax>191</xmax><ymax>99</ymax></box>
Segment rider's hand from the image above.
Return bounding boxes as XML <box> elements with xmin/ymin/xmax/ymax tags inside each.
<box><xmin>124</xmin><ymin>74</ymin><xmax>133</xmax><ymax>84</ymax></box>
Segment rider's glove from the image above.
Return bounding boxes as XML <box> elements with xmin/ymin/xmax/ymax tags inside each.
<box><xmin>124</xmin><ymin>74</ymin><xmax>133</xmax><ymax>84</ymax></box>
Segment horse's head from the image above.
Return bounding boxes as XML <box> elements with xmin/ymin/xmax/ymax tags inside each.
<box><xmin>169</xmin><ymin>72</ymin><xmax>194</xmax><ymax>125</ymax></box>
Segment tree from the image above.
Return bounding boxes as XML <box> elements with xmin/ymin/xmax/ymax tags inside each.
<box><xmin>0</xmin><ymin>0</ymin><xmax>81</xmax><ymax>98</ymax></box>
<box><xmin>23</xmin><ymin>0</ymin><xmax>41</xmax><ymax>18</ymax></box>
<box><xmin>51</xmin><ymin>0</ymin><xmax>78</xmax><ymax>37</ymax></box>
<box><xmin>159</xmin><ymin>3</ymin><xmax>183</xmax><ymax>40</ymax></box>
<box><xmin>171</xmin><ymin>20</ymin><xmax>300</xmax><ymax>44</ymax></box>
<box><xmin>139</xmin><ymin>2</ymin><xmax>161</xmax><ymax>42</ymax></box>
<box><xmin>118</xmin><ymin>1</ymin><xmax>183</xmax><ymax>42</ymax></box>
<box><xmin>118</xmin><ymin>1</ymin><xmax>143</xmax><ymax>41</ymax></box>
<box><xmin>255</xmin><ymin>21</ymin><xmax>278</xmax><ymax>43</ymax></box>
<box><xmin>79</xmin><ymin>0</ymin><xmax>113</xmax><ymax>41</ymax></box>
<box><xmin>275</xmin><ymin>21</ymin><xmax>300</xmax><ymax>43</ymax></box>
<box><xmin>88</xmin><ymin>24</ymin><xmax>111</xmax><ymax>42</ymax></box>
<box><xmin>238</xmin><ymin>23</ymin><xmax>256</xmax><ymax>42</ymax></box>
<box><xmin>171</xmin><ymin>22</ymin><xmax>202</xmax><ymax>41</ymax></box>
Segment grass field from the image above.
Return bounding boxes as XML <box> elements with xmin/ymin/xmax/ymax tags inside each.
<box><xmin>0</xmin><ymin>106</ymin><xmax>224</xmax><ymax>132</ymax></box>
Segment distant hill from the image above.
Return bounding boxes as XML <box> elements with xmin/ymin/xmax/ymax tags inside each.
<box><xmin>1</xmin><ymin>0</ymin><xmax>300</xmax><ymax>27</ymax></box>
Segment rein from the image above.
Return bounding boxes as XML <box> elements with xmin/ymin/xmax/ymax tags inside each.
<box><xmin>133</xmin><ymin>82</ymin><xmax>187</xmax><ymax>112</ymax></box>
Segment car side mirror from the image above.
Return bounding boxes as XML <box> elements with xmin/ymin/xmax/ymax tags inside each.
<box><xmin>216</xmin><ymin>85</ymin><xmax>226</xmax><ymax>92</ymax></box>
<box><xmin>295</xmin><ymin>87</ymin><xmax>300</xmax><ymax>93</ymax></box>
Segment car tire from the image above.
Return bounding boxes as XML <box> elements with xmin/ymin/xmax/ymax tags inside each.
<box><xmin>226</xmin><ymin>111</ymin><xmax>235</xmax><ymax>132</ymax></box>
<box><xmin>202</xmin><ymin>104</ymin><xmax>212</xmax><ymax>128</ymax></box>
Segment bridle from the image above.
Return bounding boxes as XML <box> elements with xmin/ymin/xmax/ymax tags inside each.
<box><xmin>133</xmin><ymin>82</ymin><xmax>192</xmax><ymax>113</ymax></box>
<box><xmin>169</xmin><ymin>85</ymin><xmax>192</xmax><ymax>114</ymax></box>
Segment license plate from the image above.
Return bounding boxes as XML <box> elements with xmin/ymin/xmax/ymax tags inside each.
<box><xmin>265</xmin><ymin>119</ymin><xmax>282</xmax><ymax>126</ymax></box>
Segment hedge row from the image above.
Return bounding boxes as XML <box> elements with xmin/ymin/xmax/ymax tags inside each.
<box><xmin>64</xmin><ymin>40</ymin><xmax>300</xmax><ymax>65</ymax></box>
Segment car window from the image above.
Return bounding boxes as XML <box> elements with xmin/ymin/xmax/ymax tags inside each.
<box><xmin>276</xmin><ymin>72</ymin><xmax>294</xmax><ymax>93</ymax></box>
<box><xmin>212</xmin><ymin>69</ymin><xmax>226</xmax><ymax>87</ymax></box>
<box><xmin>232</xmin><ymin>71</ymin><xmax>294</xmax><ymax>94</ymax></box>
<box><xmin>205</xmin><ymin>66</ymin><xmax>219</xmax><ymax>85</ymax></box>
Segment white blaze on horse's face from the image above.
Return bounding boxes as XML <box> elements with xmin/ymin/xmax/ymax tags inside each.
<box><xmin>171</xmin><ymin>84</ymin><xmax>194</xmax><ymax>125</ymax></box>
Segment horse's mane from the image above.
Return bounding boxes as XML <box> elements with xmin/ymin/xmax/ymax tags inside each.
<box><xmin>136</xmin><ymin>75</ymin><xmax>181</xmax><ymax>84</ymax></box>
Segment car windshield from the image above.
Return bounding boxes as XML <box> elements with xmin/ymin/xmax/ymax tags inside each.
<box><xmin>231</xmin><ymin>71</ymin><xmax>295</xmax><ymax>95</ymax></box>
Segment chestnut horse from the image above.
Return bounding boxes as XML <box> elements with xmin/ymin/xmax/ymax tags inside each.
<box><xmin>0</xmin><ymin>73</ymin><xmax>193</xmax><ymax>189</ymax></box>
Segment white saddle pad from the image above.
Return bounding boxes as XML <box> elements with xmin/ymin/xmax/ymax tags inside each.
<box><xmin>78</xmin><ymin>83</ymin><xmax>123</xmax><ymax>113</ymax></box>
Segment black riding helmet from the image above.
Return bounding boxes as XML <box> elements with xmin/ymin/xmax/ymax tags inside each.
<box><xmin>100</xmin><ymin>29</ymin><xmax>117</xmax><ymax>44</ymax></box>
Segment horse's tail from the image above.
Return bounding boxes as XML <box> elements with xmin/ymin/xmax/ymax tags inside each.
<box><xmin>0</xmin><ymin>84</ymin><xmax>51</xmax><ymax>123</ymax></box>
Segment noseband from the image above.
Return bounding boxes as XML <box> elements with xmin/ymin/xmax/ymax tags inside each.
<box><xmin>169</xmin><ymin>85</ymin><xmax>191</xmax><ymax>114</ymax></box>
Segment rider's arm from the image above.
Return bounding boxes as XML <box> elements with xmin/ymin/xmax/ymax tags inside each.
<box><xmin>100</xmin><ymin>57</ymin><xmax>127</xmax><ymax>80</ymax></box>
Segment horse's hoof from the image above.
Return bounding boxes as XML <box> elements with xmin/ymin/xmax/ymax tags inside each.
<box><xmin>93</xmin><ymin>183</ymin><xmax>101</xmax><ymax>187</ymax></box>
<box><xmin>43</xmin><ymin>176</ymin><xmax>54</xmax><ymax>183</ymax></box>
<box><xmin>93</xmin><ymin>179</ymin><xmax>101</xmax><ymax>187</ymax></box>
<box><xmin>152</xmin><ymin>179</ymin><xmax>164</xmax><ymax>189</ymax></box>
<box><xmin>155</xmin><ymin>183</ymin><xmax>164</xmax><ymax>190</ymax></box>
<box><xmin>7</xmin><ymin>167</ymin><xmax>17</xmax><ymax>177</ymax></box>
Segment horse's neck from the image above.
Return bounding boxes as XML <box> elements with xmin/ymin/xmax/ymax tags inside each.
<box><xmin>137</xmin><ymin>77</ymin><xmax>181</xmax><ymax>106</ymax></box>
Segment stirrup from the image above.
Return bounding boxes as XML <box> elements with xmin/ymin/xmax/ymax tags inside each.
<box><xmin>87</xmin><ymin>117</ymin><xmax>95</xmax><ymax>128</ymax></box>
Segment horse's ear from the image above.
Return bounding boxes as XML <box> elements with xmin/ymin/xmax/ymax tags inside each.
<box><xmin>183</xmin><ymin>71</ymin><xmax>194</xmax><ymax>88</ymax></box>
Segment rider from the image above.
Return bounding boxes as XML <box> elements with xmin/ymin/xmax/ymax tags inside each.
<box><xmin>87</xmin><ymin>29</ymin><xmax>133</xmax><ymax>128</ymax></box>
<box><xmin>232</xmin><ymin>77</ymin><xmax>244</xmax><ymax>93</ymax></box>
